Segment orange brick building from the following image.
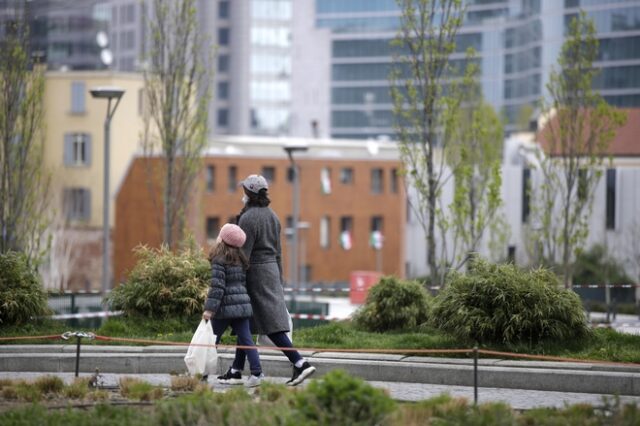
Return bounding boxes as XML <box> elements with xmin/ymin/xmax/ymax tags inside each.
<box><xmin>114</xmin><ymin>137</ymin><xmax>405</xmax><ymax>286</ymax></box>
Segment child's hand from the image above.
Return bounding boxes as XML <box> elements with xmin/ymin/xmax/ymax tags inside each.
<box><xmin>203</xmin><ymin>310</ymin><xmax>213</xmax><ymax>321</ymax></box>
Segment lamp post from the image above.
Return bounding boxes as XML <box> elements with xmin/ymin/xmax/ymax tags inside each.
<box><xmin>283</xmin><ymin>144</ymin><xmax>308</xmax><ymax>297</ymax></box>
<box><xmin>90</xmin><ymin>86</ymin><xmax>125</xmax><ymax>296</ymax></box>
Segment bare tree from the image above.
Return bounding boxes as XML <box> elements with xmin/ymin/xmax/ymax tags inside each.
<box><xmin>531</xmin><ymin>12</ymin><xmax>626</xmax><ymax>288</ymax></box>
<box><xmin>0</xmin><ymin>2</ymin><xmax>50</xmax><ymax>265</ymax></box>
<box><xmin>141</xmin><ymin>0</ymin><xmax>211</xmax><ymax>248</ymax></box>
<box><xmin>390</xmin><ymin>0</ymin><xmax>465</xmax><ymax>284</ymax></box>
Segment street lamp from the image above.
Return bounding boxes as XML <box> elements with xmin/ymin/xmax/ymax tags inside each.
<box><xmin>90</xmin><ymin>86</ymin><xmax>125</xmax><ymax>296</ymax></box>
<box><xmin>283</xmin><ymin>144</ymin><xmax>308</xmax><ymax>296</ymax></box>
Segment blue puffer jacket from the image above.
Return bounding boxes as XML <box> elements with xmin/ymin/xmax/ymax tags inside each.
<box><xmin>204</xmin><ymin>258</ymin><xmax>253</xmax><ymax>319</ymax></box>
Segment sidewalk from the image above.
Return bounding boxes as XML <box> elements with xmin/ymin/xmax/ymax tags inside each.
<box><xmin>1</xmin><ymin>344</ymin><xmax>639</xmax><ymax>397</ymax></box>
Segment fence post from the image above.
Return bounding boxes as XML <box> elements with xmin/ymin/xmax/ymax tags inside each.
<box><xmin>75</xmin><ymin>335</ymin><xmax>81</xmax><ymax>377</ymax></box>
<box><xmin>61</xmin><ymin>331</ymin><xmax>95</xmax><ymax>378</ymax></box>
<box><xmin>473</xmin><ymin>346</ymin><xmax>478</xmax><ymax>405</ymax></box>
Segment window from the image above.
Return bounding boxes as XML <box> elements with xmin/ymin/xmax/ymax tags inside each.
<box><xmin>218</xmin><ymin>0</ymin><xmax>229</xmax><ymax>18</ymax></box>
<box><xmin>218</xmin><ymin>28</ymin><xmax>230</xmax><ymax>46</ymax></box>
<box><xmin>340</xmin><ymin>216</ymin><xmax>353</xmax><ymax>233</ymax></box>
<box><xmin>261</xmin><ymin>166</ymin><xmax>275</xmax><ymax>183</ymax></box>
<box><xmin>217</xmin><ymin>108</ymin><xmax>229</xmax><ymax>127</ymax></box>
<box><xmin>340</xmin><ymin>216</ymin><xmax>353</xmax><ymax>249</ymax></box>
<box><xmin>507</xmin><ymin>245</ymin><xmax>516</xmax><ymax>263</ymax></box>
<box><xmin>321</xmin><ymin>167</ymin><xmax>332</xmax><ymax>194</ymax></box>
<box><xmin>606</xmin><ymin>168</ymin><xmax>616</xmax><ymax>230</ymax></box>
<box><xmin>205</xmin><ymin>165</ymin><xmax>215</xmax><ymax>192</ymax></box>
<box><xmin>320</xmin><ymin>216</ymin><xmax>331</xmax><ymax>248</ymax></box>
<box><xmin>217</xmin><ymin>81</ymin><xmax>229</xmax><ymax>100</ymax></box>
<box><xmin>63</xmin><ymin>133</ymin><xmax>91</xmax><ymax>166</ymax></box>
<box><xmin>287</xmin><ymin>166</ymin><xmax>294</xmax><ymax>183</ymax></box>
<box><xmin>371</xmin><ymin>216</ymin><xmax>383</xmax><ymax>232</ymax></box>
<box><xmin>340</xmin><ymin>167</ymin><xmax>353</xmax><ymax>184</ymax></box>
<box><xmin>390</xmin><ymin>168</ymin><xmax>399</xmax><ymax>193</ymax></box>
<box><xmin>228</xmin><ymin>165</ymin><xmax>237</xmax><ymax>192</ymax></box>
<box><xmin>218</xmin><ymin>55</ymin><xmax>229</xmax><ymax>73</ymax></box>
<box><xmin>522</xmin><ymin>168</ymin><xmax>531</xmax><ymax>223</ymax></box>
<box><xmin>70</xmin><ymin>81</ymin><xmax>85</xmax><ymax>114</ymax></box>
<box><xmin>63</xmin><ymin>188</ymin><xmax>91</xmax><ymax>221</ymax></box>
<box><xmin>206</xmin><ymin>217</ymin><xmax>220</xmax><ymax>240</ymax></box>
<box><xmin>302</xmin><ymin>264</ymin><xmax>312</xmax><ymax>283</ymax></box>
<box><xmin>371</xmin><ymin>168</ymin><xmax>384</xmax><ymax>194</ymax></box>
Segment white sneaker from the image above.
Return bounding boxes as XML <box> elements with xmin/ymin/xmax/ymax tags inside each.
<box><xmin>245</xmin><ymin>373</ymin><xmax>264</xmax><ymax>388</ymax></box>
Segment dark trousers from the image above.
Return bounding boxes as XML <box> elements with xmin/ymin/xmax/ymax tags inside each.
<box><xmin>233</xmin><ymin>331</ymin><xmax>302</xmax><ymax>371</ymax></box>
<box><xmin>212</xmin><ymin>318</ymin><xmax>262</xmax><ymax>376</ymax></box>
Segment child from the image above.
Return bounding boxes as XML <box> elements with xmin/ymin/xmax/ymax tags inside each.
<box><xmin>202</xmin><ymin>223</ymin><xmax>263</xmax><ymax>387</ymax></box>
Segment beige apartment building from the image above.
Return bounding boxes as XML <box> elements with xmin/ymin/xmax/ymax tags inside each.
<box><xmin>41</xmin><ymin>71</ymin><xmax>145</xmax><ymax>291</ymax></box>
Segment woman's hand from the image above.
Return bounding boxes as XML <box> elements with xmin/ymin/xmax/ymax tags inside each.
<box><xmin>203</xmin><ymin>310</ymin><xmax>213</xmax><ymax>321</ymax></box>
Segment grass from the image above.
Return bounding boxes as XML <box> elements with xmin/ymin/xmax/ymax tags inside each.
<box><xmin>1</xmin><ymin>316</ymin><xmax>639</xmax><ymax>364</ymax></box>
<box><xmin>119</xmin><ymin>377</ymin><xmax>164</xmax><ymax>401</ymax></box>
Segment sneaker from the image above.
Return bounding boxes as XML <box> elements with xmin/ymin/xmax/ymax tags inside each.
<box><xmin>217</xmin><ymin>368</ymin><xmax>243</xmax><ymax>385</ymax></box>
<box><xmin>286</xmin><ymin>362</ymin><xmax>316</xmax><ymax>386</ymax></box>
<box><xmin>245</xmin><ymin>373</ymin><xmax>264</xmax><ymax>388</ymax></box>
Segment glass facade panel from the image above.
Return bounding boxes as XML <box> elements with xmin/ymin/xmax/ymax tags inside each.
<box><xmin>251</xmin><ymin>27</ymin><xmax>290</xmax><ymax>47</ymax></box>
<box><xmin>593</xmin><ymin>65</ymin><xmax>640</xmax><ymax>90</ymax></box>
<box><xmin>332</xmin><ymin>86</ymin><xmax>392</xmax><ymax>105</ymax></box>
<box><xmin>604</xmin><ymin>94</ymin><xmax>640</xmax><ymax>107</ymax></box>
<box><xmin>598</xmin><ymin>36</ymin><xmax>640</xmax><ymax>61</ymax></box>
<box><xmin>250</xmin><ymin>108</ymin><xmax>290</xmax><ymax>133</ymax></box>
<box><xmin>252</xmin><ymin>0</ymin><xmax>292</xmax><ymax>20</ymax></box>
<box><xmin>565</xmin><ymin>7</ymin><xmax>640</xmax><ymax>34</ymax></box>
<box><xmin>250</xmin><ymin>81</ymin><xmax>291</xmax><ymax>102</ymax></box>
<box><xmin>317</xmin><ymin>16</ymin><xmax>400</xmax><ymax>33</ymax></box>
<box><xmin>332</xmin><ymin>110</ymin><xmax>393</xmax><ymax>128</ymax></box>
<box><xmin>504</xmin><ymin>47</ymin><xmax>541</xmax><ymax>74</ymax></box>
<box><xmin>505</xmin><ymin>20</ymin><xmax>541</xmax><ymax>48</ymax></box>
<box><xmin>504</xmin><ymin>74</ymin><xmax>541</xmax><ymax>99</ymax></box>
<box><xmin>251</xmin><ymin>54</ymin><xmax>291</xmax><ymax>75</ymax></box>
<box><xmin>316</xmin><ymin>0</ymin><xmax>397</xmax><ymax>14</ymax></box>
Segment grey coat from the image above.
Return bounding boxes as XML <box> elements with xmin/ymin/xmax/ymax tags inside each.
<box><xmin>238</xmin><ymin>206</ymin><xmax>290</xmax><ymax>335</ymax></box>
<box><xmin>204</xmin><ymin>258</ymin><xmax>253</xmax><ymax>320</ymax></box>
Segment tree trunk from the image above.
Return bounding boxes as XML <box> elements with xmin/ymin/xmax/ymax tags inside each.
<box><xmin>164</xmin><ymin>155</ymin><xmax>174</xmax><ymax>248</ymax></box>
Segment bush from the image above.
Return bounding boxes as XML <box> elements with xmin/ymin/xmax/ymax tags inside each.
<box><xmin>430</xmin><ymin>259</ymin><xmax>591</xmax><ymax>345</ymax></box>
<box><xmin>107</xmin><ymin>244</ymin><xmax>211</xmax><ymax>318</ymax></box>
<box><xmin>0</xmin><ymin>252</ymin><xmax>51</xmax><ymax>326</ymax></box>
<box><xmin>293</xmin><ymin>369</ymin><xmax>396</xmax><ymax>426</ymax></box>
<box><xmin>353</xmin><ymin>276</ymin><xmax>430</xmax><ymax>332</ymax></box>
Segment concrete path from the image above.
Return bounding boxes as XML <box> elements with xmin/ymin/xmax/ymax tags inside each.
<box><xmin>1</xmin><ymin>344</ymin><xmax>639</xmax><ymax>402</ymax></box>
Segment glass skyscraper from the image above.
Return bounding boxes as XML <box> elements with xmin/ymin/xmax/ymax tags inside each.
<box><xmin>316</xmin><ymin>0</ymin><xmax>640</xmax><ymax>139</ymax></box>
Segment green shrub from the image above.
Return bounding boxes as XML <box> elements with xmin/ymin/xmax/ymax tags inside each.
<box><xmin>107</xmin><ymin>244</ymin><xmax>211</xmax><ymax>318</ymax></box>
<box><xmin>431</xmin><ymin>259</ymin><xmax>591</xmax><ymax>345</ymax></box>
<box><xmin>353</xmin><ymin>276</ymin><xmax>430</xmax><ymax>332</ymax></box>
<box><xmin>293</xmin><ymin>369</ymin><xmax>396</xmax><ymax>426</ymax></box>
<box><xmin>0</xmin><ymin>252</ymin><xmax>51</xmax><ymax>326</ymax></box>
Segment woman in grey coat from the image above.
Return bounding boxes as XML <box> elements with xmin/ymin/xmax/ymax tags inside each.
<box><xmin>227</xmin><ymin>174</ymin><xmax>316</xmax><ymax>386</ymax></box>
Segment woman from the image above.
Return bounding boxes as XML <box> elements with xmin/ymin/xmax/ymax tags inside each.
<box><xmin>218</xmin><ymin>174</ymin><xmax>316</xmax><ymax>386</ymax></box>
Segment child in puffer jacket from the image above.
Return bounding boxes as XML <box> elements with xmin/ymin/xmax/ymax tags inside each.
<box><xmin>203</xmin><ymin>223</ymin><xmax>263</xmax><ymax>387</ymax></box>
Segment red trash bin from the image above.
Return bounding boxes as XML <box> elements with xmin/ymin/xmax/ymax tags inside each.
<box><xmin>350</xmin><ymin>271</ymin><xmax>382</xmax><ymax>304</ymax></box>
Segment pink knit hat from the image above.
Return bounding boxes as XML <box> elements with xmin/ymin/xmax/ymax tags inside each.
<box><xmin>217</xmin><ymin>223</ymin><xmax>246</xmax><ymax>248</ymax></box>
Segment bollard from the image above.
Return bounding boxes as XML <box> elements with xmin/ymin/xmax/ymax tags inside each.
<box><xmin>473</xmin><ymin>346</ymin><xmax>478</xmax><ymax>405</ymax></box>
<box><xmin>61</xmin><ymin>331</ymin><xmax>96</xmax><ymax>377</ymax></box>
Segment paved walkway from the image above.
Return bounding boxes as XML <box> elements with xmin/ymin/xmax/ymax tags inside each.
<box><xmin>1</xmin><ymin>371</ymin><xmax>639</xmax><ymax>410</ymax></box>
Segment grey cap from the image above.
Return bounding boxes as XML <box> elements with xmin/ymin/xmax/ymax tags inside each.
<box><xmin>240</xmin><ymin>174</ymin><xmax>268</xmax><ymax>193</ymax></box>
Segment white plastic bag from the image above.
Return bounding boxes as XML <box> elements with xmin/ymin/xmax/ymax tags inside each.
<box><xmin>257</xmin><ymin>309</ymin><xmax>293</xmax><ymax>347</ymax></box>
<box><xmin>184</xmin><ymin>319</ymin><xmax>217</xmax><ymax>376</ymax></box>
